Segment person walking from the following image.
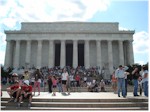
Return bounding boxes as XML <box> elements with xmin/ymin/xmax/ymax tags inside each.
<box><xmin>115</xmin><ymin>65</ymin><xmax>128</xmax><ymax>98</ymax></box>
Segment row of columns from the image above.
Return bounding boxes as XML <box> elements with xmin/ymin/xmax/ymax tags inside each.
<box><xmin>5</xmin><ymin>40</ymin><xmax>134</xmax><ymax>71</ymax></box>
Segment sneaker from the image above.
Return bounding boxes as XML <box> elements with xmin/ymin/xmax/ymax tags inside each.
<box><xmin>17</xmin><ymin>103</ymin><xmax>20</xmax><ymax>108</ymax></box>
<box><xmin>28</xmin><ymin>103</ymin><xmax>31</xmax><ymax>108</ymax></box>
<box><xmin>14</xmin><ymin>98</ymin><xmax>17</xmax><ymax>102</ymax></box>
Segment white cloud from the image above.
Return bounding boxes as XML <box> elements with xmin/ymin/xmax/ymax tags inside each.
<box><xmin>0</xmin><ymin>50</ymin><xmax>5</xmax><ymax>65</ymax></box>
<box><xmin>0</xmin><ymin>0</ymin><xmax>111</xmax><ymax>65</ymax></box>
<box><xmin>0</xmin><ymin>0</ymin><xmax>111</xmax><ymax>22</ymax></box>
<box><xmin>133</xmin><ymin>31</ymin><xmax>149</xmax><ymax>54</ymax></box>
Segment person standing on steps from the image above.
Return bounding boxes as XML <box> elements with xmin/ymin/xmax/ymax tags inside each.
<box><xmin>61</xmin><ymin>68</ymin><xmax>69</xmax><ymax>94</ymax></box>
<box><xmin>47</xmin><ymin>75</ymin><xmax>53</xmax><ymax>93</ymax></box>
<box><xmin>132</xmin><ymin>66</ymin><xmax>140</xmax><ymax>96</ymax></box>
<box><xmin>115</xmin><ymin>65</ymin><xmax>128</xmax><ymax>98</ymax></box>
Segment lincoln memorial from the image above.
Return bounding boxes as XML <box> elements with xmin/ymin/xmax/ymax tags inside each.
<box><xmin>4</xmin><ymin>22</ymin><xmax>134</xmax><ymax>77</ymax></box>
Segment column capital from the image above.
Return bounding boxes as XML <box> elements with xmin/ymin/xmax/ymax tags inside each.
<box><xmin>37</xmin><ymin>40</ymin><xmax>43</xmax><ymax>42</ymax></box>
<box><xmin>73</xmin><ymin>40</ymin><xmax>78</xmax><ymax>42</ymax></box>
<box><xmin>6</xmin><ymin>40</ymin><xmax>11</xmax><ymax>42</ymax></box>
<box><xmin>119</xmin><ymin>40</ymin><xmax>124</xmax><ymax>42</ymax></box>
<box><xmin>16</xmin><ymin>40</ymin><xmax>21</xmax><ymax>42</ymax></box>
<box><xmin>49</xmin><ymin>40</ymin><xmax>54</xmax><ymax>42</ymax></box>
<box><xmin>61</xmin><ymin>40</ymin><xmax>66</xmax><ymax>42</ymax></box>
<box><xmin>107</xmin><ymin>40</ymin><xmax>112</xmax><ymax>42</ymax></box>
<box><xmin>128</xmin><ymin>40</ymin><xmax>133</xmax><ymax>43</ymax></box>
<box><xmin>26</xmin><ymin>40</ymin><xmax>31</xmax><ymax>42</ymax></box>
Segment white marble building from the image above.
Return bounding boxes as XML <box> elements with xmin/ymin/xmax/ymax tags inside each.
<box><xmin>4</xmin><ymin>22</ymin><xmax>134</xmax><ymax>79</ymax></box>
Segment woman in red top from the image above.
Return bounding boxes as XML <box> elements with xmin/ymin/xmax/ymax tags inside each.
<box><xmin>18</xmin><ymin>80</ymin><xmax>32</xmax><ymax>108</ymax></box>
<box><xmin>75</xmin><ymin>73</ymin><xmax>80</xmax><ymax>92</ymax></box>
<box><xmin>112</xmin><ymin>71</ymin><xmax>117</xmax><ymax>94</ymax></box>
<box><xmin>7</xmin><ymin>80</ymin><xmax>21</xmax><ymax>102</ymax></box>
<box><xmin>52</xmin><ymin>75</ymin><xmax>57</xmax><ymax>96</ymax></box>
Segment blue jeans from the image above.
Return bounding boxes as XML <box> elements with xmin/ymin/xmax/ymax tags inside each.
<box><xmin>57</xmin><ymin>83</ymin><xmax>63</xmax><ymax>92</ymax></box>
<box><xmin>117</xmin><ymin>78</ymin><xmax>125</xmax><ymax>97</ymax></box>
<box><xmin>143</xmin><ymin>81</ymin><xmax>148</xmax><ymax>97</ymax></box>
<box><xmin>133</xmin><ymin>79</ymin><xmax>138</xmax><ymax>96</ymax></box>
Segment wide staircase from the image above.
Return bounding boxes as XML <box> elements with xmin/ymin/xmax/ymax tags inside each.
<box><xmin>1</xmin><ymin>92</ymin><xmax>148</xmax><ymax>110</ymax></box>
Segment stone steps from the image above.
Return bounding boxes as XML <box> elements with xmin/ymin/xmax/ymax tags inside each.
<box><xmin>1</xmin><ymin>106</ymin><xmax>148</xmax><ymax>110</ymax></box>
<box><xmin>1</xmin><ymin>95</ymin><xmax>148</xmax><ymax>110</ymax></box>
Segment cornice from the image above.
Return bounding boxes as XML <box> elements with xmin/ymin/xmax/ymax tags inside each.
<box><xmin>4</xmin><ymin>31</ymin><xmax>135</xmax><ymax>34</ymax></box>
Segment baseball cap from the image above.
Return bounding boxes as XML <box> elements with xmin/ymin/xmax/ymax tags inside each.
<box><xmin>24</xmin><ymin>80</ymin><xmax>29</xmax><ymax>86</ymax></box>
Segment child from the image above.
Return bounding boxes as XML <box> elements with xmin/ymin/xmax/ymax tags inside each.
<box><xmin>138</xmin><ymin>76</ymin><xmax>142</xmax><ymax>96</ymax></box>
<box><xmin>52</xmin><ymin>75</ymin><xmax>57</xmax><ymax>96</ymax></box>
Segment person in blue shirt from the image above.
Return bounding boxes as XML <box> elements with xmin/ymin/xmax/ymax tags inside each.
<box><xmin>115</xmin><ymin>65</ymin><xmax>128</xmax><ymax>98</ymax></box>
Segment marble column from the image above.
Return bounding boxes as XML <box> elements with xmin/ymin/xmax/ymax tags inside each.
<box><xmin>84</xmin><ymin>40</ymin><xmax>90</xmax><ymax>68</ymax></box>
<box><xmin>48</xmin><ymin>40</ymin><xmax>54</xmax><ymax>68</ymax></box>
<box><xmin>119</xmin><ymin>40</ymin><xmax>124</xmax><ymax>65</ymax></box>
<box><xmin>13</xmin><ymin>40</ymin><xmax>20</xmax><ymax>68</ymax></box>
<box><xmin>73</xmin><ymin>40</ymin><xmax>78</xmax><ymax>68</ymax></box>
<box><xmin>4</xmin><ymin>40</ymin><xmax>11</xmax><ymax>68</ymax></box>
<box><xmin>96</xmin><ymin>40</ymin><xmax>102</xmax><ymax>68</ymax></box>
<box><xmin>128</xmin><ymin>40</ymin><xmax>134</xmax><ymax>64</ymax></box>
<box><xmin>60</xmin><ymin>40</ymin><xmax>66</xmax><ymax>68</ymax></box>
<box><xmin>108</xmin><ymin>40</ymin><xmax>113</xmax><ymax>74</ymax></box>
<box><xmin>25</xmin><ymin>40</ymin><xmax>31</xmax><ymax>68</ymax></box>
<box><xmin>36</xmin><ymin>40</ymin><xmax>42</xmax><ymax>68</ymax></box>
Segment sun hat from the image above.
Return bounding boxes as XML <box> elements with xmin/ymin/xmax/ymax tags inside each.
<box><xmin>24</xmin><ymin>80</ymin><xmax>29</xmax><ymax>86</ymax></box>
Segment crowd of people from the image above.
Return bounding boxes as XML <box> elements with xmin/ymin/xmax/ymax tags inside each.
<box><xmin>112</xmin><ymin>64</ymin><xmax>148</xmax><ymax>98</ymax></box>
<box><xmin>0</xmin><ymin>64</ymin><xmax>148</xmax><ymax>108</ymax></box>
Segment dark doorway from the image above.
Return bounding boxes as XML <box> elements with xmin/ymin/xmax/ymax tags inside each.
<box><xmin>78</xmin><ymin>44</ymin><xmax>84</xmax><ymax>66</ymax></box>
<box><xmin>66</xmin><ymin>44</ymin><xmax>73</xmax><ymax>67</ymax></box>
<box><xmin>55</xmin><ymin>43</ymin><xmax>60</xmax><ymax>66</ymax></box>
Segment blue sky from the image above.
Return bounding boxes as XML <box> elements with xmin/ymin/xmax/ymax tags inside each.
<box><xmin>0</xmin><ymin>0</ymin><xmax>149</xmax><ymax>65</ymax></box>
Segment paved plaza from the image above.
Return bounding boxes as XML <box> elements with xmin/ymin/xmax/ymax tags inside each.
<box><xmin>2</xmin><ymin>91</ymin><xmax>148</xmax><ymax>100</ymax></box>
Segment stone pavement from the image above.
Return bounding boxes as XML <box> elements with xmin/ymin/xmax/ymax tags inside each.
<box><xmin>1</xmin><ymin>91</ymin><xmax>148</xmax><ymax>100</ymax></box>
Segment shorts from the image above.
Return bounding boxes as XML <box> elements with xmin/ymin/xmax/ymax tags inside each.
<box><xmin>70</xmin><ymin>81</ymin><xmax>75</xmax><ymax>87</ymax></box>
<box><xmin>21</xmin><ymin>93</ymin><xmax>32</xmax><ymax>99</ymax></box>
<box><xmin>12</xmin><ymin>92</ymin><xmax>17</xmax><ymax>98</ymax></box>
<box><xmin>53</xmin><ymin>85</ymin><xmax>57</xmax><ymax>88</ymax></box>
<box><xmin>62</xmin><ymin>80</ymin><xmax>67</xmax><ymax>85</ymax></box>
<box><xmin>76</xmin><ymin>81</ymin><xmax>80</xmax><ymax>87</ymax></box>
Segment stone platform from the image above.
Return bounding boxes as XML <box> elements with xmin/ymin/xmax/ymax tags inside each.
<box><xmin>1</xmin><ymin>91</ymin><xmax>148</xmax><ymax>110</ymax></box>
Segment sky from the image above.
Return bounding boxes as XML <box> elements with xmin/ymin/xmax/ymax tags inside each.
<box><xmin>0</xmin><ymin>0</ymin><xmax>149</xmax><ymax>66</ymax></box>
